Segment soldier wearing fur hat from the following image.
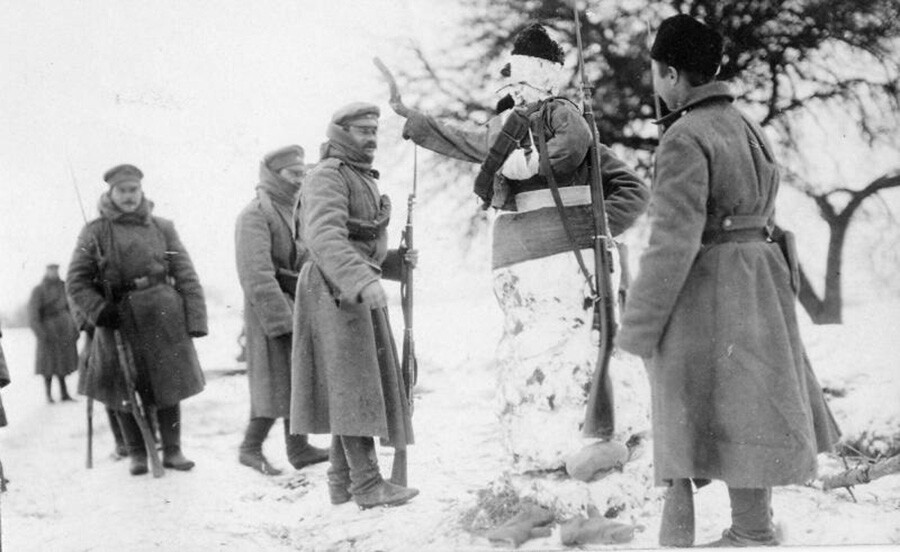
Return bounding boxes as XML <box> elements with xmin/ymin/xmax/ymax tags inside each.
<box><xmin>235</xmin><ymin>145</ymin><xmax>328</xmax><ymax>475</ymax></box>
<box><xmin>290</xmin><ymin>102</ymin><xmax>418</xmax><ymax>509</ymax></box>
<box><xmin>616</xmin><ymin>14</ymin><xmax>840</xmax><ymax>547</ymax></box>
<box><xmin>385</xmin><ymin>23</ymin><xmax>649</xmax><ymax>472</ymax></box>
<box><xmin>66</xmin><ymin>164</ymin><xmax>208</xmax><ymax>476</ymax></box>
<box><xmin>28</xmin><ymin>263</ymin><xmax>79</xmax><ymax>403</ymax></box>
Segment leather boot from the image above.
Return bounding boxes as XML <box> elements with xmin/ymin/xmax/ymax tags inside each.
<box><xmin>327</xmin><ymin>435</ymin><xmax>351</xmax><ymax>504</ymax></box>
<box><xmin>238</xmin><ymin>417</ymin><xmax>282</xmax><ymax>476</ymax></box>
<box><xmin>107</xmin><ymin>408</ymin><xmax>128</xmax><ymax>458</ymax></box>
<box><xmin>157</xmin><ymin>404</ymin><xmax>194</xmax><ymax>471</ymax></box>
<box><xmin>284</xmin><ymin>421</ymin><xmax>329</xmax><ymax>469</ymax></box>
<box><xmin>118</xmin><ymin>411</ymin><xmax>148</xmax><ymax>476</ymax></box>
<box><xmin>659</xmin><ymin>478</ymin><xmax>695</xmax><ymax>547</ymax></box>
<box><xmin>340</xmin><ymin>436</ymin><xmax>418</xmax><ymax>509</ymax></box>
<box><xmin>58</xmin><ymin>376</ymin><xmax>75</xmax><ymax>401</ymax></box>
<box><xmin>44</xmin><ymin>377</ymin><xmax>54</xmax><ymax>404</ymax></box>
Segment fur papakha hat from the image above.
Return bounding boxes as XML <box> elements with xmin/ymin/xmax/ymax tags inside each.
<box><xmin>511</xmin><ymin>23</ymin><xmax>564</xmax><ymax>65</ymax></box>
<box><xmin>651</xmin><ymin>14</ymin><xmax>723</xmax><ymax>77</ymax></box>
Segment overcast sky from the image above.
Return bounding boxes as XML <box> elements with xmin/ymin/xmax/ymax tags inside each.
<box><xmin>0</xmin><ymin>0</ymin><xmax>464</xmax><ymax>314</ymax></box>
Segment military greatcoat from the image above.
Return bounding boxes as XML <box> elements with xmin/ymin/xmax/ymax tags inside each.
<box><xmin>617</xmin><ymin>82</ymin><xmax>839</xmax><ymax>487</ymax></box>
<box><xmin>67</xmin><ymin>194</ymin><xmax>207</xmax><ymax>410</ymax></box>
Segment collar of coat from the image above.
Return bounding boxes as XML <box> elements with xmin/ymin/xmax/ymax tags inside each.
<box><xmin>97</xmin><ymin>192</ymin><xmax>154</xmax><ymax>225</ymax></box>
<box><xmin>654</xmin><ymin>81</ymin><xmax>734</xmax><ymax>129</ymax></box>
<box><xmin>258</xmin><ymin>160</ymin><xmax>300</xmax><ymax>207</ymax></box>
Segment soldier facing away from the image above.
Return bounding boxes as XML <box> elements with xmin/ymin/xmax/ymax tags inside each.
<box><xmin>66</xmin><ymin>164</ymin><xmax>208</xmax><ymax>476</ymax></box>
<box><xmin>386</xmin><ymin>24</ymin><xmax>649</xmax><ymax>470</ymax></box>
<box><xmin>28</xmin><ymin>263</ymin><xmax>79</xmax><ymax>403</ymax></box>
<box><xmin>616</xmin><ymin>15</ymin><xmax>840</xmax><ymax>547</ymax></box>
<box><xmin>235</xmin><ymin>145</ymin><xmax>328</xmax><ymax>475</ymax></box>
<box><xmin>290</xmin><ymin>102</ymin><xmax>418</xmax><ymax>509</ymax></box>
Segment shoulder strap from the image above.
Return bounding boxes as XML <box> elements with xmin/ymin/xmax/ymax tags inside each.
<box><xmin>532</xmin><ymin>109</ymin><xmax>596</xmax><ymax>296</ymax></box>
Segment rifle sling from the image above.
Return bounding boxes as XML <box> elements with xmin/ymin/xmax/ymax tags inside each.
<box><xmin>532</xmin><ymin>112</ymin><xmax>597</xmax><ymax>298</ymax></box>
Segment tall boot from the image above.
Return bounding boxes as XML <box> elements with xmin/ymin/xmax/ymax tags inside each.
<box><xmin>340</xmin><ymin>436</ymin><xmax>418</xmax><ymax>509</ymax></box>
<box><xmin>659</xmin><ymin>478</ymin><xmax>695</xmax><ymax>547</ymax></box>
<box><xmin>44</xmin><ymin>377</ymin><xmax>54</xmax><ymax>404</ymax></box>
<box><xmin>284</xmin><ymin>420</ymin><xmax>329</xmax><ymax>469</ymax></box>
<box><xmin>117</xmin><ymin>411</ymin><xmax>148</xmax><ymax>476</ymax></box>
<box><xmin>702</xmin><ymin>487</ymin><xmax>778</xmax><ymax>547</ymax></box>
<box><xmin>106</xmin><ymin>408</ymin><xmax>128</xmax><ymax>459</ymax></box>
<box><xmin>327</xmin><ymin>435</ymin><xmax>351</xmax><ymax>504</ymax></box>
<box><xmin>157</xmin><ymin>404</ymin><xmax>195</xmax><ymax>471</ymax></box>
<box><xmin>58</xmin><ymin>375</ymin><xmax>75</xmax><ymax>401</ymax></box>
<box><xmin>238</xmin><ymin>417</ymin><xmax>282</xmax><ymax>475</ymax></box>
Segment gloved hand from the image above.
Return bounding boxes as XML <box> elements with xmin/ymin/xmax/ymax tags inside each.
<box><xmin>94</xmin><ymin>303</ymin><xmax>120</xmax><ymax>329</ymax></box>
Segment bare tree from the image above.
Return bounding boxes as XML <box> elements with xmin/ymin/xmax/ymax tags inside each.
<box><xmin>396</xmin><ymin>0</ymin><xmax>900</xmax><ymax>322</ymax></box>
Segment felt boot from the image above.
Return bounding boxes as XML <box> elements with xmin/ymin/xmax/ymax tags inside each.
<box><xmin>341</xmin><ymin>436</ymin><xmax>418</xmax><ymax>509</ymax></box>
<box><xmin>327</xmin><ymin>435</ymin><xmax>351</xmax><ymax>504</ymax></box>
<box><xmin>58</xmin><ymin>376</ymin><xmax>75</xmax><ymax>401</ymax></box>
<box><xmin>659</xmin><ymin>478</ymin><xmax>695</xmax><ymax>547</ymax></box>
<box><xmin>284</xmin><ymin>421</ymin><xmax>328</xmax><ymax>469</ymax></box>
<box><xmin>118</xmin><ymin>411</ymin><xmax>148</xmax><ymax>476</ymax></box>
<box><xmin>238</xmin><ymin>417</ymin><xmax>282</xmax><ymax>475</ymax></box>
<box><xmin>701</xmin><ymin>487</ymin><xmax>778</xmax><ymax>547</ymax></box>
<box><xmin>44</xmin><ymin>377</ymin><xmax>54</xmax><ymax>404</ymax></box>
<box><xmin>158</xmin><ymin>404</ymin><xmax>194</xmax><ymax>471</ymax></box>
<box><xmin>107</xmin><ymin>407</ymin><xmax>128</xmax><ymax>458</ymax></box>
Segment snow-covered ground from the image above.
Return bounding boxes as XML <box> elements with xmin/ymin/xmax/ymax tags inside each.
<box><xmin>0</xmin><ymin>289</ymin><xmax>897</xmax><ymax>551</ymax></box>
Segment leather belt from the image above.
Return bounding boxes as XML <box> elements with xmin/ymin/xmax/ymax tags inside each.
<box><xmin>112</xmin><ymin>272</ymin><xmax>169</xmax><ymax>300</ymax></box>
<box><xmin>701</xmin><ymin>214</ymin><xmax>771</xmax><ymax>245</ymax></box>
<box><xmin>515</xmin><ymin>185</ymin><xmax>591</xmax><ymax>213</ymax></box>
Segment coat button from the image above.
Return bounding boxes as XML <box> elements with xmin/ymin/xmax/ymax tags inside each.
<box><xmin>723</xmin><ymin>218</ymin><xmax>733</xmax><ymax>228</ymax></box>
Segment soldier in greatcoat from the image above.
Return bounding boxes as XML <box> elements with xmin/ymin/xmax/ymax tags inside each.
<box><xmin>290</xmin><ymin>102</ymin><xmax>418</xmax><ymax>509</ymax></box>
<box><xmin>28</xmin><ymin>263</ymin><xmax>79</xmax><ymax>403</ymax></box>
<box><xmin>616</xmin><ymin>15</ymin><xmax>840</xmax><ymax>547</ymax></box>
<box><xmin>0</xmin><ymin>324</ymin><xmax>10</xmax><ymax>429</ymax></box>
<box><xmin>386</xmin><ymin>24</ymin><xmax>649</xmax><ymax>471</ymax></box>
<box><xmin>67</xmin><ymin>164</ymin><xmax>208</xmax><ymax>476</ymax></box>
<box><xmin>235</xmin><ymin>145</ymin><xmax>328</xmax><ymax>475</ymax></box>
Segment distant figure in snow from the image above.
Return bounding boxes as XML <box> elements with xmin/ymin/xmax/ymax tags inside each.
<box><xmin>66</xmin><ymin>163</ymin><xmax>208</xmax><ymax>476</ymax></box>
<box><xmin>28</xmin><ymin>263</ymin><xmax>79</xmax><ymax>403</ymax></box>
<box><xmin>234</xmin><ymin>145</ymin><xmax>328</xmax><ymax>476</ymax></box>
<box><xmin>616</xmin><ymin>15</ymin><xmax>841</xmax><ymax>547</ymax></box>
<box><xmin>290</xmin><ymin>102</ymin><xmax>418</xmax><ymax>509</ymax></box>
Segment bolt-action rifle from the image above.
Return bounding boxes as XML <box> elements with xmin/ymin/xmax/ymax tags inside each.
<box><xmin>571</xmin><ymin>2</ymin><xmax>617</xmax><ymax>439</ymax></box>
<box><xmin>373</xmin><ymin>56</ymin><xmax>418</xmax><ymax>486</ymax></box>
<box><xmin>69</xmin><ymin>166</ymin><xmax>164</xmax><ymax>477</ymax></box>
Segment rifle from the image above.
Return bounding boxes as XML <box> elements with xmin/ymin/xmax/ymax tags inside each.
<box><xmin>68</xmin><ymin>161</ymin><xmax>95</xmax><ymax>470</ymax></box>
<box><xmin>69</xmin><ymin>164</ymin><xmax>164</xmax><ymax>477</ymax></box>
<box><xmin>571</xmin><ymin>3</ymin><xmax>617</xmax><ymax>439</ymax></box>
<box><xmin>372</xmin><ymin>56</ymin><xmax>418</xmax><ymax>486</ymax></box>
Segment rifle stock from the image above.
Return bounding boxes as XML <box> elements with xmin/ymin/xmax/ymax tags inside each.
<box><xmin>572</xmin><ymin>3</ymin><xmax>617</xmax><ymax>439</ymax></box>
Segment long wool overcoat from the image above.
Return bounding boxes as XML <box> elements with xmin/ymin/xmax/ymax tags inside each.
<box><xmin>66</xmin><ymin>195</ymin><xmax>207</xmax><ymax>410</ymax></box>
<box><xmin>235</xmin><ymin>161</ymin><xmax>306</xmax><ymax>419</ymax></box>
<box><xmin>28</xmin><ymin>276</ymin><xmax>79</xmax><ymax>377</ymax></box>
<box><xmin>290</xmin><ymin>130</ymin><xmax>412</xmax><ymax>447</ymax></box>
<box><xmin>617</xmin><ymin>82</ymin><xmax>839</xmax><ymax>487</ymax></box>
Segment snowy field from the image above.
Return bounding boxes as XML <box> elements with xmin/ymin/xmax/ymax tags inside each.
<box><xmin>0</xmin><ymin>289</ymin><xmax>898</xmax><ymax>551</ymax></box>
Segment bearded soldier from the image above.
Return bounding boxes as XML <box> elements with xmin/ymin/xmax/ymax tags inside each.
<box><xmin>617</xmin><ymin>15</ymin><xmax>840</xmax><ymax>547</ymax></box>
<box><xmin>290</xmin><ymin>102</ymin><xmax>418</xmax><ymax>509</ymax></box>
<box><xmin>386</xmin><ymin>24</ymin><xmax>649</xmax><ymax>471</ymax></box>
<box><xmin>67</xmin><ymin>164</ymin><xmax>207</xmax><ymax>476</ymax></box>
<box><xmin>28</xmin><ymin>263</ymin><xmax>79</xmax><ymax>403</ymax></box>
<box><xmin>235</xmin><ymin>145</ymin><xmax>328</xmax><ymax>475</ymax></box>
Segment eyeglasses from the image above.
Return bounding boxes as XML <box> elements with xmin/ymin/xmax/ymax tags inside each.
<box><xmin>346</xmin><ymin>125</ymin><xmax>379</xmax><ymax>136</ymax></box>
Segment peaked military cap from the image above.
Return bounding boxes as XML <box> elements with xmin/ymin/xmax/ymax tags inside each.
<box><xmin>266</xmin><ymin>145</ymin><xmax>305</xmax><ymax>172</ymax></box>
<box><xmin>511</xmin><ymin>23</ymin><xmax>564</xmax><ymax>65</ymax></box>
<box><xmin>103</xmin><ymin>164</ymin><xmax>144</xmax><ymax>187</ymax></box>
<box><xmin>332</xmin><ymin>102</ymin><xmax>380</xmax><ymax>127</ymax></box>
<box><xmin>651</xmin><ymin>14</ymin><xmax>723</xmax><ymax>77</ymax></box>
